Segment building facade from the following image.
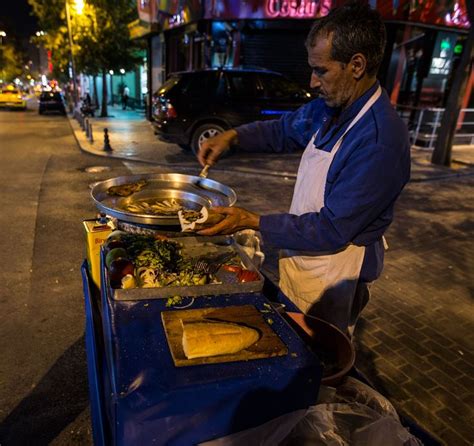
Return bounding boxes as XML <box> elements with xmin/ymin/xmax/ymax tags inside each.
<box><xmin>130</xmin><ymin>0</ymin><xmax>471</xmax><ymax>119</ymax></box>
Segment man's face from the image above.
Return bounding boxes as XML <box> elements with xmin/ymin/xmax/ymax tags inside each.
<box><xmin>307</xmin><ymin>33</ymin><xmax>355</xmax><ymax>108</ymax></box>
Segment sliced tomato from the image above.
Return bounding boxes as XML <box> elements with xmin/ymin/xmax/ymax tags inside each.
<box><xmin>237</xmin><ymin>269</ymin><xmax>260</xmax><ymax>282</ymax></box>
<box><xmin>222</xmin><ymin>264</ymin><xmax>242</xmax><ymax>273</ymax></box>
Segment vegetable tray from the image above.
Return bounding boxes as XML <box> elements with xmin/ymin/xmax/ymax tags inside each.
<box><xmin>104</xmin><ymin>236</ymin><xmax>264</xmax><ymax>301</ymax></box>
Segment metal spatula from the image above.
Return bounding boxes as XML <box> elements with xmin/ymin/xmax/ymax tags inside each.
<box><xmin>199</xmin><ymin>164</ymin><xmax>210</xmax><ymax>178</ymax></box>
<box><xmin>195</xmin><ymin>164</ymin><xmax>211</xmax><ymax>191</ymax></box>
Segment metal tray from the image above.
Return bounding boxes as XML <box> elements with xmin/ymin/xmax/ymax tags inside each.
<box><xmin>105</xmin><ymin>236</ymin><xmax>264</xmax><ymax>301</ymax></box>
<box><xmin>91</xmin><ymin>173</ymin><xmax>237</xmax><ymax>226</ymax></box>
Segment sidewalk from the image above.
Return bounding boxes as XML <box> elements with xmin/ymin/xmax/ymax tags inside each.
<box><xmin>69</xmin><ymin>105</ymin><xmax>474</xmax><ymax>181</ymax></box>
<box><xmin>70</xmin><ymin>106</ymin><xmax>474</xmax><ymax>445</ymax></box>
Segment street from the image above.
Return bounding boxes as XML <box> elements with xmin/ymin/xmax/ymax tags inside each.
<box><xmin>0</xmin><ymin>103</ymin><xmax>473</xmax><ymax>445</ymax></box>
<box><xmin>0</xmin><ymin>105</ymin><xmax>117</xmax><ymax>445</ymax></box>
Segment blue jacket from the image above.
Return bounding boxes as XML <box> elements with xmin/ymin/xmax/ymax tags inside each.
<box><xmin>235</xmin><ymin>82</ymin><xmax>411</xmax><ymax>282</ymax></box>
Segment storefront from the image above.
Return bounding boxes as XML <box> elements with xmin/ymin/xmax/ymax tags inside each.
<box><xmin>133</xmin><ymin>0</ymin><xmax>471</xmax><ymax>118</ymax></box>
<box><xmin>378</xmin><ymin>0</ymin><xmax>470</xmax><ymax>108</ymax></box>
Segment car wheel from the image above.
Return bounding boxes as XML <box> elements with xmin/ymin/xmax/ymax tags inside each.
<box><xmin>191</xmin><ymin>123</ymin><xmax>226</xmax><ymax>155</ymax></box>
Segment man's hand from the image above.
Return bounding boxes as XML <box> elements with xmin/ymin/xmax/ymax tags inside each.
<box><xmin>197</xmin><ymin>129</ymin><xmax>238</xmax><ymax>167</ymax></box>
<box><xmin>197</xmin><ymin>206</ymin><xmax>260</xmax><ymax>236</ymax></box>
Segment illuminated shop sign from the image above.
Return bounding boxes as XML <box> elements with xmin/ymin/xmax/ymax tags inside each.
<box><xmin>429</xmin><ymin>34</ymin><xmax>456</xmax><ymax>76</ymax></box>
<box><xmin>265</xmin><ymin>0</ymin><xmax>319</xmax><ymax>18</ymax></box>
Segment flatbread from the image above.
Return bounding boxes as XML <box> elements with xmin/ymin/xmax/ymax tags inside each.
<box><xmin>182</xmin><ymin>320</ymin><xmax>260</xmax><ymax>359</ymax></box>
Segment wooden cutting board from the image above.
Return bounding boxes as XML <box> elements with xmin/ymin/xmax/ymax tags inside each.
<box><xmin>161</xmin><ymin>305</ymin><xmax>288</xmax><ymax>367</ymax></box>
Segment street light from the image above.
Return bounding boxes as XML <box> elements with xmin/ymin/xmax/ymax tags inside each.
<box><xmin>0</xmin><ymin>31</ymin><xmax>6</xmax><ymax>44</ymax></box>
<box><xmin>119</xmin><ymin>68</ymin><xmax>125</xmax><ymax>96</ymax></box>
<box><xmin>73</xmin><ymin>0</ymin><xmax>84</xmax><ymax>15</ymax></box>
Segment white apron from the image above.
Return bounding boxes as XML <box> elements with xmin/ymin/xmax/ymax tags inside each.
<box><xmin>279</xmin><ymin>86</ymin><xmax>382</xmax><ymax>331</ymax></box>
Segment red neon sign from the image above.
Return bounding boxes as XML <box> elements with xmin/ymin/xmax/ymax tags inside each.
<box><xmin>47</xmin><ymin>50</ymin><xmax>53</xmax><ymax>73</ymax></box>
<box><xmin>266</xmin><ymin>0</ymin><xmax>318</xmax><ymax>18</ymax></box>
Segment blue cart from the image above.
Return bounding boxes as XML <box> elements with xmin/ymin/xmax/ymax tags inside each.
<box><xmin>81</xmin><ymin>262</ymin><xmax>322</xmax><ymax>445</ymax></box>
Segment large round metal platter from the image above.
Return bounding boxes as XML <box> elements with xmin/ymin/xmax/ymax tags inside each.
<box><xmin>91</xmin><ymin>173</ymin><xmax>237</xmax><ymax>226</ymax></box>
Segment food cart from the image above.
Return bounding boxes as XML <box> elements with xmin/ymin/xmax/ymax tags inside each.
<box><xmin>81</xmin><ymin>173</ymin><xmax>327</xmax><ymax>445</ymax></box>
<box><xmin>81</xmin><ymin>172</ymin><xmax>433</xmax><ymax>446</ymax></box>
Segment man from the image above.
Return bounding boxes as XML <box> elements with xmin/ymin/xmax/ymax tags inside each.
<box><xmin>197</xmin><ymin>2</ymin><xmax>410</xmax><ymax>335</ymax></box>
<box><xmin>122</xmin><ymin>85</ymin><xmax>130</xmax><ymax>110</ymax></box>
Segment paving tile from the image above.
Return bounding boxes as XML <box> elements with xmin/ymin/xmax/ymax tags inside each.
<box><xmin>452</xmin><ymin>356</ymin><xmax>474</xmax><ymax>376</ymax></box>
<box><xmin>402</xmin><ymin>381</ymin><xmax>442</xmax><ymax>413</ymax></box>
<box><xmin>429</xmin><ymin>386</ymin><xmax>473</xmax><ymax>419</ymax></box>
<box><xmin>428</xmin><ymin>366</ymin><xmax>471</xmax><ymax>394</ymax></box>
<box><xmin>400</xmin><ymin>363</ymin><xmax>438</xmax><ymax>390</ymax></box>
<box><xmin>425</xmin><ymin>354</ymin><xmax>465</xmax><ymax>380</ymax></box>
<box><xmin>400</xmin><ymin>399</ymin><xmax>448</xmax><ymax>437</ymax></box>
<box><xmin>438</xmin><ymin>427</ymin><xmax>473</xmax><ymax>446</ymax></box>
<box><xmin>435</xmin><ymin>407</ymin><xmax>474</xmax><ymax>440</ymax></box>
<box><xmin>396</xmin><ymin>334</ymin><xmax>431</xmax><ymax>357</ymax></box>
<box><xmin>373</xmin><ymin>356</ymin><xmax>411</xmax><ymax>384</ymax></box>
<box><xmin>357</xmin><ymin>330</ymin><xmax>382</xmax><ymax>349</ymax></box>
<box><xmin>371</xmin><ymin>329</ymin><xmax>406</xmax><ymax>352</ymax></box>
<box><xmin>397</xmin><ymin>347</ymin><xmax>435</xmax><ymax>373</ymax></box>
<box><xmin>460</xmin><ymin>392</ymin><xmax>474</xmax><ymax>409</ymax></box>
<box><xmin>417</xmin><ymin>326</ymin><xmax>456</xmax><ymax>348</ymax></box>
<box><xmin>421</xmin><ymin>340</ymin><xmax>464</xmax><ymax>364</ymax></box>
<box><xmin>375</xmin><ymin>373</ymin><xmax>411</xmax><ymax>402</ymax></box>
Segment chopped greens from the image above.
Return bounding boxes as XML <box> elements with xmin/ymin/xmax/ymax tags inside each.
<box><xmin>121</xmin><ymin>234</ymin><xmax>211</xmax><ymax>288</ymax></box>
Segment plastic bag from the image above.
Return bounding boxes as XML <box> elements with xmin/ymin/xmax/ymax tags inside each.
<box><xmin>233</xmin><ymin>230</ymin><xmax>265</xmax><ymax>268</ymax></box>
<box><xmin>200</xmin><ymin>378</ymin><xmax>422</xmax><ymax>446</ymax></box>
<box><xmin>281</xmin><ymin>403</ymin><xmax>421</xmax><ymax>446</ymax></box>
<box><xmin>334</xmin><ymin>377</ymin><xmax>400</xmax><ymax>419</ymax></box>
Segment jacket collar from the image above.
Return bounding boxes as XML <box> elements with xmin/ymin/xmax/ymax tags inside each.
<box><xmin>315</xmin><ymin>80</ymin><xmax>380</xmax><ymax>149</ymax></box>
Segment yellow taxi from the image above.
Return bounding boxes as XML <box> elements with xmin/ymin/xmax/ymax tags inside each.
<box><xmin>0</xmin><ymin>85</ymin><xmax>27</xmax><ymax>110</ymax></box>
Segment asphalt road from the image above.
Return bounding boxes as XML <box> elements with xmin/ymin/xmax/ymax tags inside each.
<box><xmin>0</xmin><ymin>105</ymin><xmax>118</xmax><ymax>445</ymax></box>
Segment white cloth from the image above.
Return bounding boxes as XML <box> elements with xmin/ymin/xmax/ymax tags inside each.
<box><xmin>279</xmin><ymin>86</ymin><xmax>382</xmax><ymax>332</ymax></box>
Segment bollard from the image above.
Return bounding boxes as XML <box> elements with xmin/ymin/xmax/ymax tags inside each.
<box><xmin>89</xmin><ymin>122</ymin><xmax>94</xmax><ymax>143</ymax></box>
<box><xmin>103</xmin><ymin>128</ymin><xmax>113</xmax><ymax>151</ymax></box>
<box><xmin>85</xmin><ymin>118</ymin><xmax>90</xmax><ymax>137</ymax></box>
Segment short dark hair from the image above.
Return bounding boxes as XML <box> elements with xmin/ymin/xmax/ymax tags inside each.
<box><xmin>305</xmin><ymin>1</ymin><xmax>386</xmax><ymax>76</ymax></box>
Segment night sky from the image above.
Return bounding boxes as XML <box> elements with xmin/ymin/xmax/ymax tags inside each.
<box><xmin>0</xmin><ymin>0</ymin><xmax>38</xmax><ymax>40</ymax></box>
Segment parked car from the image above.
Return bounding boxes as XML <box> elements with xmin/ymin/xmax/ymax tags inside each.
<box><xmin>0</xmin><ymin>86</ymin><xmax>27</xmax><ymax>110</ymax></box>
<box><xmin>152</xmin><ymin>68</ymin><xmax>313</xmax><ymax>154</ymax></box>
<box><xmin>39</xmin><ymin>91</ymin><xmax>66</xmax><ymax>115</ymax></box>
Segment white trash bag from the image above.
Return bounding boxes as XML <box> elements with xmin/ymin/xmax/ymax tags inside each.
<box><xmin>200</xmin><ymin>378</ymin><xmax>421</xmax><ymax>446</ymax></box>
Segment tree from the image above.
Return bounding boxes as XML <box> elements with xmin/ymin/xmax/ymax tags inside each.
<box><xmin>74</xmin><ymin>0</ymin><xmax>142</xmax><ymax>117</ymax></box>
<box><xmin>431</xmin><ymin>2</ymin><xmax>474</xmax><ymax>166</ymax></box>
<box><xmin>28</xmin><ymin>0</ymin><xmax>141</xmax><ymax>116</ymax></box>
<box><xmin>0</xmin><ymin>42</ymin><xmax>25</xmax><ymax>82</ymax></box>
<box><xmin>28</xmin><ymin>0</ymin><xmax>71</xmax><ymax>80</ymax></box>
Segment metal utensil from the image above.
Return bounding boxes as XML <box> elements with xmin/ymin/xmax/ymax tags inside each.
<box><xmin>199</xmin><ymin>164</ymin><xmax>211</xmax><ymax>179</ymax></box>
<box><xmin>190</xmin><ymin>251</ymin><xmax>236</xmax><ymax>275</ymax></box>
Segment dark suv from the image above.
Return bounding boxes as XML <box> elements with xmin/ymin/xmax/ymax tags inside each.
<box><xmin>152</xmin><ymin>69</ymin><xmax>313</xmax><ymax>154</ymax></box>
<box><xmin>39</xmin><ymin>91</ymin><xmax>66</xmax><ymax>115</ymax></box>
